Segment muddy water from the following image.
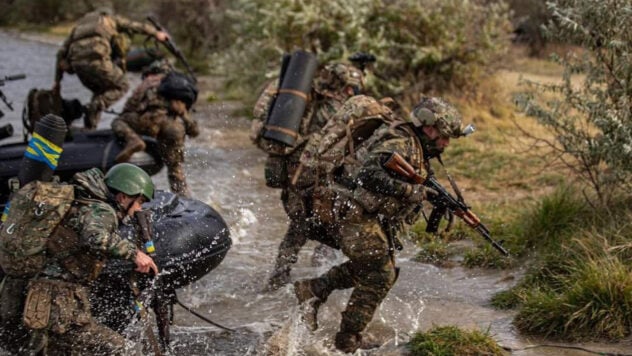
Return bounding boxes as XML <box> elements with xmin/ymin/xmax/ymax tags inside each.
<box><xmin>2</xmin><ymin>31</ymin><xmax>631</xmax><ymax>356</ymax></box>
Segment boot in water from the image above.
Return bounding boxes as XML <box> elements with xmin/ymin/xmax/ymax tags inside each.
<box><xmin>334</xmin><ymin>332</ymin><xmax>381</xmax><ymax>353</ymax></box>
<box><xmin>116</xmin><ymin>136</ymin><xmax>146</xmax><ymax>163</ymax></box>
<box><xmin>293</xmin><ymin>280</ymin><xmax>322</xmax><ymax>331</ymax></box>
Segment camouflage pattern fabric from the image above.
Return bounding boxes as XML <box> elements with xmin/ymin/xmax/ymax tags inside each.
<box><xmin>112</xmin><ymin>73</ymin><xmax>198</xmax><ymax>197</ymax></box>
<box><xmin>298</xmin><ymin>119</ymin><xmax>428</xmax><ymax>345</ymax></box>
<box><xmin>0</xmin><ymin>168</ymin><xmax>138</xmax><ymax>354</ymax></box>
<box><xmin>251</xmin><ymin>73</ymin><xmax>354</xmax><ymax>289</ymax></box>
<box><xmin>55</xmin><ymin>10</ymin><xmax>159</xmax><ymax>129</ymax></box>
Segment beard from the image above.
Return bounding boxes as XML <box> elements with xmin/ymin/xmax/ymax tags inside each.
<box><xmin>420</xmin><ymin>134</ymin><xmax>445</xmax><ymax>159</ymax></box>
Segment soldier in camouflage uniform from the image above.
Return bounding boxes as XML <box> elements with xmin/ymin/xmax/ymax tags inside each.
<box><xmin>111</xmin><ymin>60</ymin><xmax>199</xmax><ymax>197</ymax></box>
<box><xmin>293</xmin><ymin>96</ymin><xmax>466</xmax><ymax>353</ymax></box>
<box><xmin>53</xmin><ymin>7</ymin><xmax>169</xmax><ymax>130</ymax></box>
<box><xmin>251</xmin><ymin>62</ymin><xmax>365</xmax><ymax>291</ymax></box>
<box><xmin>0</xmin><ymin>163</ymin><xmax>158</xmax><ymax>354</ymax></box>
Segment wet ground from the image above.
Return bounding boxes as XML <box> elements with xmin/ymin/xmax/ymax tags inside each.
<box><xmin>2</xmin><ymin>31</ymin><xmax>632</xmax><ymax>355</ymax></box>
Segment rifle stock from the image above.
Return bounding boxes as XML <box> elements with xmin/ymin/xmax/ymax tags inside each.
<box><xmin>146</xmin><ymin>16</ymin><xmax>196</xmax><ymax>83</ymax></box>
<box><xmin>383</xmin><ymin>152</ymin><xmax>509</xmax><ymax>256</ymax></box>
<box><xmin>383</xmin><ymin>152</ymin><xmax>424</xmax><ymax>184</ymax></box>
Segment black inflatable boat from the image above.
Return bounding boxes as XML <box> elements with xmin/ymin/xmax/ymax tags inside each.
<box><xmin>91</xmin><ymin>190</ymin><xmax>232</xmax><ymax>331</ymax></box>
<box><xmin>0</xmin><ymin>129</ymin><xmax>163</xmax><ymax>207</ymax></box>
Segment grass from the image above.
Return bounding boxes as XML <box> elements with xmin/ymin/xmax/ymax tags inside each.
<box><xmin>408</xmin><ymin>325</ymin><xmax>505</xmax><ymax>356</ymax></box>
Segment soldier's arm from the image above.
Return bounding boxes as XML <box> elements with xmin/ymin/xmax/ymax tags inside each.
<box><xmin>78</xmin><ymin>202</ymin><xmax>137</xmax><ymax>261</ymax></box>
<box><xmin>113</xmin><ymin>15</ymin><xmax>160</xmax><ymax>38</ymax></box>
<box><xmin>356</xmin><ymin>138</ymin><xmax>417</xmax><ymax>198</ymax></box>
<box><xmin>53</xmin><ymin>36</ymin><xmax>72</xmax><ymax>88</ymax></box>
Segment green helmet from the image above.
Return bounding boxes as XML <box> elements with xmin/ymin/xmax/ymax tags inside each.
<box><xmin>104</xmin><ymin>163</ymin><xmax>154</xmax><ymax>201</ymax></box>
<box><xmin>410</xmin><ymin>97</ymin><xmax>463</xmax><ymax>138</ymax></box>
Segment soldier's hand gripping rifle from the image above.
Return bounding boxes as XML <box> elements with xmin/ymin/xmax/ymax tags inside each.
<box><xmin>383</xmin><ymin>152</ymin><xmax>509</xmax><ymax>256</ymax></box>
<box><xmin>146</xmin><ymin>16</ymin><xmax>196</xmax><ymax>83</ymax></box>
<box><xmin>0</xmin><ymin>74</ymin><xmax>26</xmax><ymax>140</ymax></box>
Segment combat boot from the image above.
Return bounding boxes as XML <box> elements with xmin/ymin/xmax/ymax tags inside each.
<box><xmin>115</xmin><ymin>135</ymin><xmax>146</xmax><ymax>163</ymax></box>
<box><xmin>263</xmin><ymin>268</ymin><xmax>290</xmax><ymax>292</ymax></box>
<box><xmin>334</xmin><ymin>332</ymin><xmax>381</xmax><ymax>353</ymax></box>
<box><xmin>293</xmin><ymin>280</ymin><xmax>322</xmax><ymax>331</ymax></box>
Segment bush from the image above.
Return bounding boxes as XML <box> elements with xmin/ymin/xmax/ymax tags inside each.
<box><xmin>221</xmin><ymin>0</ymin><xmax>511</xmax><ymax>105</ymax></box>
<box><xmin>514</xmin><ymin>0</ymin><xmax>632</xmax><ymax>204</ymax></box>
<box><xmin>408</xmin><ymin>325</ymin><xmax>505</xmax><ymax>356</ymax></box>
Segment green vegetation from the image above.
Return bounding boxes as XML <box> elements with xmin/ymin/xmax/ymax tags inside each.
<box><xmin>408</xmin><ymin>325</ymin><xmax>505</xmax><ymax>356</ymax></box>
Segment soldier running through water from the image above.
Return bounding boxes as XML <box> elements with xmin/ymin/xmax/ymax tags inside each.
<box><xmin>251</xmin><ymin>61</ymin><xmax>366</xmax><ymax>291</ymax></box>
<box><xmin>293</xmin><ymin>96</ymin><xmax>469</xmax><ymax>353</ymax></box>
<box><xmin>53</xmin><ymin>6</ymin><xmax>169</xmax><ymax>130</ymax></box>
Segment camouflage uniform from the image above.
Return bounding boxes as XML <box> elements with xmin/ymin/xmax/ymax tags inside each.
<box><xmin>111</xmin><ymin>72</ymin><xmax>199</xmax><ymax>197</ymax></box>
<box><xmin>55</xmin><ymin>9</ymin><xmax>159</xmax><ymax>129</ymax></box>
<box><xmin>251</xmin><ymin>63</ymin><xmax>364</xmax><ymax>290</ymax></box>
<box><xmin>0</xmin><ymin>168</ymin><xmax>139</xmax><ymax>355</ymax></box>
<box><xmin>295</xmin><ymin>97</ymin><xmax>464</xmax><ymax>353</ymax></box>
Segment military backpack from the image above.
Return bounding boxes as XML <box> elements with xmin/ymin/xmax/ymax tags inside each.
<box><xmin>0</xmin><ymin>181</ymin><xmax>75</xmax><ymax>277</ymax></box>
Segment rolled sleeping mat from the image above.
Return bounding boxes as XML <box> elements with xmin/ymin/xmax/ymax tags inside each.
<box><xmin>263</xmin><ymin>50</ymin><xmax>318</xmax><ymax>146</ymax></box>
<box><xmin>0</xmin><ymin>124</ymin><xmax>13</xmax><ymax>140</ymax></box>
<box><xmin>18</xmin><ymin>114</ymin><xmax>67</xmax><ymax>186</ymax></box>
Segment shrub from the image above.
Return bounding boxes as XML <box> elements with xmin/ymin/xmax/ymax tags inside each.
<box><xmin>514</xmin><ymin>0</ymin><xmax>632</xmax><ymax>204</ymax></box>
<box><xmin>221</xmin><ymin>0</ymin><xmax>511</xmax><ymax>105</ymax></box>
<box><xmin>408</xmin><ymin>325</ymin><xmax>505</xmax><ymax>356</ymax></box>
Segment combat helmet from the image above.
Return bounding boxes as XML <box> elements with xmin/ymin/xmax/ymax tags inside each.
<box><xmin>104</xmin><ymin>163</ymin><xmax>154</xmax><ymax>201</ymax></box>
<box><xmin>410</xmin><ymin>97</ymin><xmax>465</xmax><ymax>138</ymax></box>
<box><xmin>314</xmin><ymin>63</ymin><xmax>364</xmax><ymax>96</ymax></box>
<box><xmin>158</xmin><ymin>71</ymin><xmax>198</xmax><ymax>109</ymax></box>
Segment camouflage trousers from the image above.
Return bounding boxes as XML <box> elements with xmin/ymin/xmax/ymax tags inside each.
<box><xmin>4</xmin><ymin>278</ymin><xmax>131</xmax><ymax>355</ymax></box>
<box><xmin>306</xmin><ymin>200</ymin><xmax>397</xmax><ymax>334</ymax></box>
<box><xmin>0</xmin><ymin>276</ymin><xmax>30</xmax><ymax>354</ymax></box>
<box><xmin>112</xmin><ymin>110</ymin><xmax>189</xmax><ymax>196</ymax></box>
<box><xmin>269</xmin><ymin>188</ymin><xmax>337</xmax><ymax>284</ymax></box>
<box><xmin>72</xmin><ymin>59</ymin><xmax>129</xmax><ymax>129</ymax></box>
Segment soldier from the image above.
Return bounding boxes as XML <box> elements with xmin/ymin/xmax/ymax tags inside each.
<box><xmin>293</xmin><ymin>96</ymin><xmax>467</xmax><ymax>353</ymax></box>
<box><xmin>111</xmin><ymin>60</ymin><xmax>199</xmax><ymax>197</ymax></box>
<box><xmin>251</xmin><ymin>62</ymin><xmax>365</xmax><ymax>291</ymax></box>
<box><xmin>53</xmin><ymin>6</ymin><xmax>169</xmax><ymax>130</ymax></box>
<box><xmin>0</xmin><ymin>163</ymin><xmax>158</xmax><ymax>354</ymax></box>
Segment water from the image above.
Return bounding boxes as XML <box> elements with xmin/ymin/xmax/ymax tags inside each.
<box><xmin>2</xmin><ymin>31</ymin><xmax>631</xmax><ymax>355</ymax></box>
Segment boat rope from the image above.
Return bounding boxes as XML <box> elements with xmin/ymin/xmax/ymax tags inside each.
<box><xmin>501</xmin><ymin>344</ymin><xmax>632</xmax><ymax>356</ymax></box>
<box><xmin>175</xmin><ymin>295</ymin><xmax>236</xmax><ymax>332</ymax></box>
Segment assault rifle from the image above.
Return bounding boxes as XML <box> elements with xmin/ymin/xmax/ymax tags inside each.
<box><xmin>146</xmin><ymin>16</ymin><xmax>197</xmax><ymax>83</ymax></box>
<box><xmin>0</xmin><ymin>74</ymin><xmax>26</xmax><ymax>140</ymax></box>
<box><xmin>383</xmin><ymin>152</ymin><xmax>509</xmax><ymax>256</ymax></box>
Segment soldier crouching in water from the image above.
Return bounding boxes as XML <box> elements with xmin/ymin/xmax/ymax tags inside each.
<box><xmin>53</xmin><ymin>6</ymin><xmax>169</xmax><ymax>130</ymax></box>
<box><xmin>0</xmin><ymin>163</ymin><xmax>158</xmax><ymax>355</ymax></box>
<box><xmin>293</xmin><ymin>96</ymin><xmax>468</xmax><ymax>353</ymax></box>
<box><xmin>251</xmin><ymin>62</ymin><xmax>365</xmax><ymax>291</ymax></box>
<box><xmin>111</xmin><ymin>60</ymin><xmax>200</xmax><ymax>197</ymax></box>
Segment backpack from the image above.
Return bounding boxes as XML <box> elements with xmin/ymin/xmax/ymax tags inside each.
<box><xmin>24</xmin><ymin>88</ymin><xmax>83</xmax><ymax>137</ymax></box>
<box><xmin>299</xmin><ymin>95</ymin><xmax>397</xmax><ymax>177</ymax></box>
<box><xmin>0</xmin><ymin>181</ymin><xmax>75</xmax><ymax>277</ymax></box>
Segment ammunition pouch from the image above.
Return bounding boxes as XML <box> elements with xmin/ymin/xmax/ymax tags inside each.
<box><xmin>352</xmin><ymin>186</ymin><xmax>406</xmax><ymax>217</ymax></box>
<box><xmin>23</xmin><ymin>281</ymin><xmax>52</xmax><ymax>330</ymax></box>
<box><xmin>264</xmin><ymin>155</ymin><xmax>288</xmax><ymax>188</ymax></box>
<box><xmin>312</xmin><ymin>186</ymin><xmax>337</xmax><ymax>224</ymax></box>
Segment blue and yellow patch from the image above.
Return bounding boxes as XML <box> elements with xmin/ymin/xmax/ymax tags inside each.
<box><xmin>24</xmin><ymin>133</ymin><xmax>63</xmax><ymax>170</ymax></box>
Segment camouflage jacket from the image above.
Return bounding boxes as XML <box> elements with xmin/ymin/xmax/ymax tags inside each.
<box><xmin>123</xmin><ymin>74</ymin><xmax>169</xmax><ymax>114</ymax></box>
<box><xmin>42</xmin><ymin>168</ymin><xmax>137</xmax><ymax>283</ymax></box>
<box><xmin>350</xmin><ymin>122</ymin><xmax>429</xmax><ymax>219</ymax></box>
<box><xmin>56</xmin><ymin>11</ymin><xmax>158</xmax><ymax>81</ymax></box>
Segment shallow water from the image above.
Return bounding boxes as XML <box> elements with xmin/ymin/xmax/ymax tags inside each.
<box><xmin>2</xmin><ymin>31</ymin><xmax>631</xmax><ymax>355</ymax></box>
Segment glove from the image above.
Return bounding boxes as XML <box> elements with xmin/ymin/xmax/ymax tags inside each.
<box><xmin>183</xmin><ymin>116</ymin><xmax>200</xmax><ymax>138</ymax></box>
<box><xmin>405</xmin><ymin>185</ymin><xmax>426</xmax><ymax>204</ymax></box>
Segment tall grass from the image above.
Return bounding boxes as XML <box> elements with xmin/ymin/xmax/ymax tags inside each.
<box><xmin>491</xmin><ymin>186</ymin><xmax>632</xmax><ymax>340</ymax></box>
<box><xmin>408</xmin><ymin>325</ymin><xmax>505</xmax><ymax>356</ymax></box>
